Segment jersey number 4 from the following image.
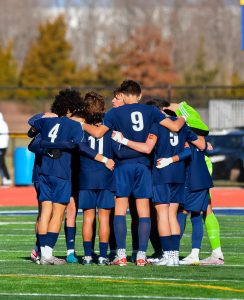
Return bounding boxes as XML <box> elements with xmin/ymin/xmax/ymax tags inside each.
<box><xmin>48</xmin><ymin>124</ymin><xmax>60</xmax><ymax>143</ymax></box>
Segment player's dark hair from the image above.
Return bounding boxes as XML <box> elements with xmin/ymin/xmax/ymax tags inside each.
<box><xmin>51</xmin><ymin>88</ymin><xmax>82</xmax><ymax>117</ymax></box>
<box><xmin>120</xmin><ymin>80</ymin><xmax>141</xmax><ymax>96</ymax></box>
<box><xmin>113</xmin><ymin>87</ymin><xmax>122</xmax><ymax>97</ymax></box>
<box><xmin>73</xmin><ymin>91</ymin><xmax>105</xmax><ymax>125</ymax></box>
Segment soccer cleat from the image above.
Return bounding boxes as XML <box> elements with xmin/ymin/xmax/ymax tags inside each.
<box><xmin>31</xmin><ymin>249</ymin><xmax>41</xmax><ymax>264</ymax></box>
<box><xmin>179</xmin><ymin>254</ymin><xmax>199</xmax><ymax>265</ymax></box>
<box><xmin>98</xmin><ymin>257</ymin><xmax>110</xmax><ymax>266</ymax></box>
<box><xmin>146</xmin><ymin>252</ymin><xmax>163</xmax><ymax>264</ymax></box>
<box><xmin>40</xmin><ymin>256</ymin><xmax>66</xmax><ymax>265</ymax></box>
<box><xmin>172</xmin><ymin>251</ymin><xmax>180</xmax><ymax>266</ymax></box>
<box><xmin>2</xmin><ymin>178</ymin><xmax>12</xmax><ymax>186</ymax></box>
<box><xmin>153</xmin><ymin>255</ymin><xmax>169</xmax><ymax>266</ymax></box>
<box><xmin>82</xmin><ymin>256</ymin><xmax>93</xmax><ymax>265</ymax></box>
<box><xmin>108</xmin><ymin>251</ymin><xmax>117</xmax><ymax>262</ymax></box>
<box><xmin>136</xmin><ymin>258</ymin><xmax>147</xmax><ymax>267</ymax></box>
<box><xmin>66</xmin><ymin>252</ymin><xmax>78</xmax><ymax>263</ymax></box>
<box><xmin>199</xmin><ymin>255</ymin><xmax>224</xmax><ymax>266</ymax></box>
<box><xmin>111</xmin><ymin>256</ymin><xmax>127</xmax><ymax>266</ymax></box>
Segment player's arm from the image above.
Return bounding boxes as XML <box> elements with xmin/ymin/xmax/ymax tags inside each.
<box><xmin>159</xmin><ymin>116</ymin><xmax>186</xmax><ymax>132</ymax></box>
<box><xmin>78</xmin><ymin>141</ymin><xmax>114</xmax><ymax>171</ymax></box>
<box><xmin>82</xmin><ymin>123</ymin><xmax>109</xmax><ymax>138</ymax></box>
<box><xmin>112</xmin><ymin>131</ymin><xmax>157</xmax><ymax>154</ymax></box>
<box><xmin>156</xmin><ymin>142</ymin><xmax>192</xmax><ymax>168</ymax></box>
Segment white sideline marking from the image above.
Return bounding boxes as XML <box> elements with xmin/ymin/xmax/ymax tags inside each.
<box><xmin>0</xmin><ymin>293</ymin><xmax>241</xmax><ymax>300</ymax></box>
<box><xmin>1</xmin><ymin>273</ymin><xmax>244</xmax><ymax>283</ymax></box>
<box><xmin>0</xmin><ymin>222</ymin><xmax>35</xmax><ymax>225</ymax></box>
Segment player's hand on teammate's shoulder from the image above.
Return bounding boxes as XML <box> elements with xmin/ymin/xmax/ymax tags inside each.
<box><xmin>156</xmin><ymin>157</ymin><xmax>173</xmax><ymax>169</ymax></box>
<box><xmin>105</xmin><ymin>159</ymin><xmax>115</xmax><ymax>171</ymax></box>
<box><xmin>112</xmin><ymin>131</ymin><xmax>124</xmax><ymax>143</ymax></box>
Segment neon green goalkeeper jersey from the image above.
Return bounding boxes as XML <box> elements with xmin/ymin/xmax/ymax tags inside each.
<box><xmin>175</xmin><ymin>101</ymin><xmax>209</xmax><ymax>132</ymax></box>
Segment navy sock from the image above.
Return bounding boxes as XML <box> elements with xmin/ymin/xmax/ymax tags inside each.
<box><xmin>160</xmin><ymin>236</ymin><xmax>172</xmax><ymax>252</ymax></box>
<box><xmin>114</xmin><ymin>215</ymin><xmax>127</xmax><ymax>249</ymax></box>
<box><xmin>83</xmin><ymin>241</ymin><xmax>92</xmax><ymax>256</ymax></box>
<box><xmin>37</xmin><ymin>234</ymin><xmax>46</xmax><ymax>248</ymax></box>
<box><xmin>35</xmin><ymin>233</ymin><xmax>41</xmax><ymax>252</ymax></box>
<box><xmin>177</xmin><ymin>212</ymin><xmax>188</xmax><ymax>239</ymax></box>
<box><xmin>109</xmin><ymin>208</ymin><xmax>116</xmax><ymax>252</ymax></box>
<box><xmin>191</xmin><ymin>213</ymin><xmax>204</xmax><ymax>249</ymax></box>
<box><xmin>171</xmin><ymin>234</ymin><xmax>180</xmax><ymax>251</ymax></box>
<box><xmin>65</xmin><ymin>226</ymin><xmax>76</xmax><ymax>250</ymax></box>
<box><xmin>99</xmin><ymin>242</ymin><xmax>108</xmax><ymax>258</ymax></box>
<box><xmin>138</xmin><ymin>217</ymin><xmax>151</xmax><ymax>252</ymax></box>
<box><xmin>45</xmin><ymin>232</ymin><xmax>59</xmax><ymax>249</ymax></box>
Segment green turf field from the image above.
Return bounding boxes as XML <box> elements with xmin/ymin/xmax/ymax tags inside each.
<box><xmin>0</xmin><ymin>208</ymin><xmax>244</xmax><ymax>300</ymax></box>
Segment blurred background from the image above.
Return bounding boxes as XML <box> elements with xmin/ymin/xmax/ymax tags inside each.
<box><xmin>0</xmin><ymin>0</ymin><xmax>243</xmax><ymax>186</ymax></box>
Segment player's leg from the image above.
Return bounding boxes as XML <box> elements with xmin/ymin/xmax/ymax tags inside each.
<box><xmin>108</xmin><ymin>207</ymin><xmax>117</xmax><ymax>260</ymax></box>
<box><xmin>153</xmin><ymin>202</ymin><xmax>173</xmax><ymax>266</ymax></box>
<box><xmin>128</xmin><ymin>195</ymin><xmax>139</xmax><ymax>262</ymax></box>
<box><xmin>98</xmin><ymin>208</ymin><xmax>111</xmax><ymax>265</ymax></box>
<box><xmin>149</xmin><ymin>201</ymin><xmax>162</xmax><ymax>260</ymax></box>
<box><xmin>82</xmin><ymin>208</ymin><xmax>96</xmax><ymax>265</ymax></box>
<box><xmin>135</xmin><ymin>198</ymin><xmax>151</xmax><ymax>266</ymax></box>
<box><xmin>31</xmin><ymin>200</ymin><xmax>42</xmax><ymax>263</ymax></box>
<box><xmin>177</xmin><ymin>207</ymin><xmax>188</xmax><ymax>239</ymax></box>
<box><xmin>112</xmin><ymin>196</ymin><xmax>129</xmax><ymax>266</ymax></box>
<box><xmin>37</xmin><ymin>200</ymin><xmax>52</xmax><ymax>258</ymax></box>
<box><xmin>169</xmin><ymin>203</ymin><xmax>181</xmax><ymax>265</ymax></box>
<box><xmin>41</xmin><ymin>202</ymin><xmax>67</xmax><ymax>265</ymax></box>
<box><xmin>65</xmin><ymin>196</ymin><xmax>78</xmax><ymax>263</ymax></box>
<box><xmin>200</xmin><ymin>199</ymin><xmax>224</xmax><ymax>265</ymax></box>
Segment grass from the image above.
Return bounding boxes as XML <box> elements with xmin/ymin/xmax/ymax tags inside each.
<box><xmin>0</xmin><ymin>208</ymin><xmax>244</xmax><ymax>300</ymax></box>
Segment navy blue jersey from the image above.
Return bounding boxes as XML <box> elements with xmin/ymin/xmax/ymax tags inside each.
<box><xmin>28</xmin><ymin>135</ymin><xmax>42</xmax><ymax>183</ymax></box>
<box><xmin>185</xmin><ymin>144</ymin><xmax>214</xmax><ymax>191</ymax></box>
<box><xmin>79</xmin><ymin>129</ymin><xmax>115</xmax><ymax>191</ymax></box>
<box><xmin>34</xmin><ymin>117</ymin><xmax>84</xmax><ymax>180</ymax></box>
<box><xmin>104</xmin><ymin>103</ymin><xmax>165</xmax><ymax>165</ymax></box>
<box><xmin>150</xmin><ymin>120</ymin><xmax>198</xmax><ymax>184</ymax></box>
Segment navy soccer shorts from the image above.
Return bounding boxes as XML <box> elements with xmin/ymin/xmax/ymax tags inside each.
<box><xmin>78</xmin><ymin>189</ymin><xmax>115</xmax><ymax>209</ymax></box>
<box><xmin>152</xmin><ymin>183</ymin><xmax>185</xmax><ymax>204</ymax></box>
<box><xmin>183</xmin><ymin>187</ymin><xmax>209</xmax><ymax>212</ymax></box>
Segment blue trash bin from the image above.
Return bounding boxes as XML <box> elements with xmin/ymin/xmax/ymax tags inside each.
<box><xmin>14</xmin><ymin>147</ymin><xmax>34</xmax><ymax>186</ymax></box>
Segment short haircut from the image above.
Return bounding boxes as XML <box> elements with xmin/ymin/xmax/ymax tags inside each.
<box><xmin>120</xmin><ymin>80</ymin><xmax>141</xmax><ymax>96</ymax></box>
<box><xmin>51</xmin><ymin>88</ymin><xmax>82</xmax><ymax>117</ymax></box>
<box><xmin>113</xmin><ymin>87</ymin><xmax>122</xmax><ymax>97</ymax></box>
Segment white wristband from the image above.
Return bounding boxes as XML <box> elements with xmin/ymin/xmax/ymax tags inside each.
<box><xmin>121</xmin><ymin>138</ymin><xmax>129</xmax><ymax>146</ymax></box>
<box><xmin>102</xmin><ymin>156</ymin><xmax>108</xmax><ymax>164</ymax></box>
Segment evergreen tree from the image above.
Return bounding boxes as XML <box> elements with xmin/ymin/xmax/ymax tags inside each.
<box><xmin>0</xmin><ymin>41</ymin><xmax>18</xmax><ymax>99</ymax></box>
<box><xmin>20</xmin><ymin>15</ymin><xmax>76</xmax><ymax>99</ymax></box>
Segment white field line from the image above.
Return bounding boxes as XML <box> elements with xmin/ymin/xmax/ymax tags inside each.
<box><xmin>0</xmin><ymin>293</ymin><xmax>241</xmax><ymax>300</ymax></box>
<box><xmin>0</xmin><ymin>273</ymin><xmax>244</xmax><ymax>283</ymax></box>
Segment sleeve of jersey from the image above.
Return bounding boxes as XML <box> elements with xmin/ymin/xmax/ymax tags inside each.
<box><xmin>28</xmin><ymin>136</ymin><xmax>45</xmax><ymax>155</ymax></box>
<box><xmin>149</xmin><ymin>122</ymin><xmax>159</xmax><ymax>136</ymax></box>
<box><xmin>185</xmin><ymin>125</ymin><xmax>198</xmax><ymax>142</ymax></box>
<box><xmin>78</xmin><ymin>141</ymin><xmax>98</xmax><ymax>159</ymax></box>
<box><xmin>112</xmin><ymin>141</ymin><xmax>142</xmax><ymax>159</ymax></box>
<box><xmin>103</xmin><ymin>109</ymin><xmax>114</xmax><ymax>130</ymax></box>
<box><xmin>28</xmin><ymin>113</ymin><xmax>44</xmax><ymax>127</ymax></box>
<box><xmin>176</xmin><ymin>102</ymin><xmax>209</xmax><ymax>132</ymax></box>
<box><xmin>40</xmin><ymin>140</ymin><xmax>76</xmax><ymax>150</ymax></box>
<box><xmin>153</xmin><ymin>107</ymin><xmax>166</xmax><ymax>123</ymax></box>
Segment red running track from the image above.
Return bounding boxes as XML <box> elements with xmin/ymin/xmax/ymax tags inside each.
<box><xmin>0</xmin><ymin>186</ymin><xmax>243</xmax><ymax>207</ymax></box>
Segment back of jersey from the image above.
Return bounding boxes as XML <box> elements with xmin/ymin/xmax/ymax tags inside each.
<box><xmin>34</xmin><ymin>117</ymin><xmax>83</xmax><ymax>180</ymax></box>
<box><xmin>104</xmin><ymin>103</ymin><xmax>165</xmax><ymax>163</ymax></box>
<box><xmin>152</xmin><ymin>122</ymin><xmax>195</xmax><ymax>184</ymax></box>
<box><xmin>79</xmin><ymin>129</ymin><xmax>115</xmax><ymax>191</ymax></box>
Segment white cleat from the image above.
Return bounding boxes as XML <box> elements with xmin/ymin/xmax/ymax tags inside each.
<box><xmin>200</xmin><ymin>255</ymin><xmax>224</xmax><ymax>266</ymax></box>
<box><xmin>180</xmin><ymin>254</ymin><xmax>199</xmax><ymax>265</ymax></box>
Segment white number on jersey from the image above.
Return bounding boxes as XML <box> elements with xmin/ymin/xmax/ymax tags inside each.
<box><xmin>169</xmin><ymin>132</ymin><xmax>179</xmax><ymax>146</ymax></box>
<box><xmin>48</xmin><ymin>124</ymin><xmax>60</xmax><ymax>143</ymax></box>
<box><xmin>131</xmin><ymin>111</ymin><xmax>144</xmax><ymax>131</ymax></box>
<box><xmin>88</xmin><ymin>136</ymin><xmax>104</xmax><ymax>154</ymax></box>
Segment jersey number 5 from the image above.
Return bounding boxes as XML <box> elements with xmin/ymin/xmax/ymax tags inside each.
<box><xmin>48</xmin><ymin>124</ymin><xmax>60</xmax><ymax>143</ymax></box>
<box><xmin>131</xmin><ymin>112</ymin><xmax>144</xmax><ymax>131</ymax></box>
<box><xmin>170</xmin><ymin>132</ymin><xmax>179</xmax><ymax>146</ymax></box>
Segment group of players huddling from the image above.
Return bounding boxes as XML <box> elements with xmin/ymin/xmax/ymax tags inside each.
<box><xmin>28</xmin><ymin>80</ymin><xmax>224</xmax><ymax>266</ymax></box>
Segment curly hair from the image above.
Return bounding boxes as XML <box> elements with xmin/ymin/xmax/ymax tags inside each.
<box><xmin>51</xmin><ymin>88</ymin><xmax>83</xmax><ymax>117</ymax></box>
<box><xmin>73</xmin><ymin>91</ymin><xmax>105</xmax><ymax>124</ymax></box>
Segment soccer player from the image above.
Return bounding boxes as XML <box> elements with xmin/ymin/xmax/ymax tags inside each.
<box><xmin>71</xmin><ymin>91</ymin><xmax>115</xmax><ymax>265</ymax></box>
<box><xmin>112</xmin><ymin>98</ymin><xmax>206</xmax><ymax>266</ymax></box>
<box><xmin>30</xmin><ymin>89</ymin><xmax>114</xmax><ymax>265</ymax></box>
<box><xmin>82</xmin><ymin>80</ymin><xmax>186</xmax><ymax>266</ymax></box>
<box><xmin>164</xmin><ymin>100</ymin><xmax>224</xmax><ymax>265</ymax></box>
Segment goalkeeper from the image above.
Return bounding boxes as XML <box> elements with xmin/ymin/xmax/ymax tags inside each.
<box><xmin>164</xmin><ymin>100</ymin><xmax>224</xmax><ymax>265</ymax></box>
